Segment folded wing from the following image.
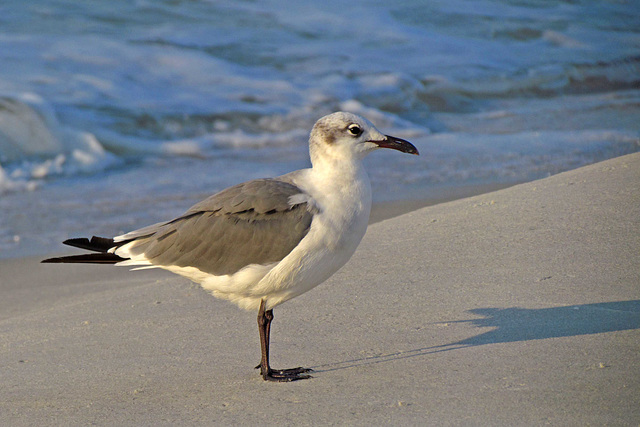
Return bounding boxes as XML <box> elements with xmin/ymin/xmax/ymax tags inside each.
<box><xmin>115</xmin><ymin>179</ymin><xmax>318</xmax><ymax>276</ymax></box>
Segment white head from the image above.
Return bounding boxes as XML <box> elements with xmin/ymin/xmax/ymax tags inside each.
<box><xmin>308</xmin><ymin>112</ymin><xmax>418</xmax><ymax>167</ymax></box>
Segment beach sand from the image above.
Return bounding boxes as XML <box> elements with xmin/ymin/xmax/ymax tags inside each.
<box><xmin>1</xmin><ymin>153</ymin><xmax>638</xmax><ymax>426</ymax></box>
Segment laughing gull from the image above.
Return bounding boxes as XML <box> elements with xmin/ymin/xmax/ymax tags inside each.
<box><xmin>43</xmin><ymin>111</ymin><xmax>418</xmax><ymax>381</ymax></box>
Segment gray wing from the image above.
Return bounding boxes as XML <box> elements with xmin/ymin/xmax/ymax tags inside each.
<box><xmin>118</xmin><ymin>179</ymin><xmax>317</xmax><ymax>276</ymax></box>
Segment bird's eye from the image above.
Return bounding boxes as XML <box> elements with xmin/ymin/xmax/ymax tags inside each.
<box><xmin>347</xmin><ymin>124</ymin><xmax>362</xmax><ymax>136</ymax></box>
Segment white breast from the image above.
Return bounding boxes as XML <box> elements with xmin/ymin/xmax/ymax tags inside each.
<box><xmin>249</xmin><ymin>165</ymin><xmax>372</xmax><ymax>308</ymax></box>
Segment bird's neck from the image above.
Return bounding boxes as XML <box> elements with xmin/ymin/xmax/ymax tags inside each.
<box><xmin>308</xmin><ymin>154</ymin><xmax>372</xmax><ymax>217</ymax></box>
<box><xmin>310</xmin><ymin>151</ymin><xmax>368</xmax><ymax>187</ymax></box>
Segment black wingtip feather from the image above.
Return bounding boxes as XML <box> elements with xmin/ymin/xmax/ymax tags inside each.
<box><xmin>63</xmin><ymin>236</ymin><xmax>116</xmax><ymax>252</ymax></box>
<box><xmin>41</xmin><ymin>253</ymin><xmax>126</xmax><ymax>264</ymax></box>
<box><xmin>42</xmin><ymin>236</ymin><xmax>128</xmax><ymax>264</ymax></box>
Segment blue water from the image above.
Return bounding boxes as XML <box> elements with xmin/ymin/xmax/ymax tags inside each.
<box><xmin>0</xmin><ymin>0</ymin><xmax>639</xmax><ymax>258</ymax></box>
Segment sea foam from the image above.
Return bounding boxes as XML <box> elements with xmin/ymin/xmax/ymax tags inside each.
<box><xmin>0</xmin><ymin>93</ymin><xmax>117</xmax><ymax>193</ymax></box>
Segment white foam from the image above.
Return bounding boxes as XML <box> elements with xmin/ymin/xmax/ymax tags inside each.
<box><xmin>0</xmin><ymin>93</ymin><xmax>117</xmax><ymax>194</ymax></box>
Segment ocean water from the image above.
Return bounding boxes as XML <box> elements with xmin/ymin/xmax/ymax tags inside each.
<box><xmin>0</xmin><ymin>0</ymin><xmax>639</xmax><ymax>258</ymax></box>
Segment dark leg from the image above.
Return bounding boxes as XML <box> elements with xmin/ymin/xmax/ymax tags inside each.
<box><xmin>257</xmin><ymin>299</ymin><xmax>313</xmax><ymax>382</ymax></box>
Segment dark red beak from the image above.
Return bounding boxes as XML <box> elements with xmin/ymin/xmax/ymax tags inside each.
<box><xmin>370</xmin><ymin>135</ymin><xmax>419</xmax><ymax>155</ymax></box>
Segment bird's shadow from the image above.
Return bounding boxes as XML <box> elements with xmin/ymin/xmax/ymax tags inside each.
<box><xmin>313</xmin><ymin>300</ymin><xmax>640</xmax><ymax>373</ymax></box>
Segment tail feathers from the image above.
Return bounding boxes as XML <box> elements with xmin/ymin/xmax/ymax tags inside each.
<box><xmin>42</xmin><ymin>253</ymin><xmax>126</xmax><ymax>264</ymax></box>
<box><xmin>41</xmin><ymin>235</ymin><xmax>131</xmax><ymax>264</ymax></box>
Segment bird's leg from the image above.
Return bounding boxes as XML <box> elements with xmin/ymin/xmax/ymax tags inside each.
<box><xmin>256</xmin><ymin>299</ymin><xmax>313</xmax><ymax>382</ymax></box>
<box><xmin>257</xmin><ymin>300</ymin><xmax>271</xmax><ymax>374</ymax></box>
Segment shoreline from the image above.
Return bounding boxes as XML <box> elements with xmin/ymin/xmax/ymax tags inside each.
<box><xmin>1</xmin><ymin>180</ymin><xmax>520</xmax><ymax>262</ymax></box>
<box><xmin>369</xmin><ymin>181</ymin><xmax>518</xmax><ymax>224</ymax></box>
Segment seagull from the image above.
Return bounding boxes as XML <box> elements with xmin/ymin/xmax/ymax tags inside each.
<box><xmin>42</xmin><ymin>112</ymin><xmax>418</xmax><ymax>381</ymax></box>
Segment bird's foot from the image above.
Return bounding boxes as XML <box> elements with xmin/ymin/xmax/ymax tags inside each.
<box><xmin>259</xmin><ymin>366</ymin><xmax>313</xmax><ymax>382</ymax></box>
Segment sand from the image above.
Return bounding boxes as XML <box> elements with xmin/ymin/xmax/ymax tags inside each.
<box><xmin>1</xmin><ymin>153</ymin><xmax>638</xmax><ymax>426</ymax></box>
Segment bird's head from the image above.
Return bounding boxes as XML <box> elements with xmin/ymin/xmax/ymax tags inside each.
<box><xmin>309</xmin><ymin>112</ymin><xmax>418</xmax><ymax>166</ymax></box>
